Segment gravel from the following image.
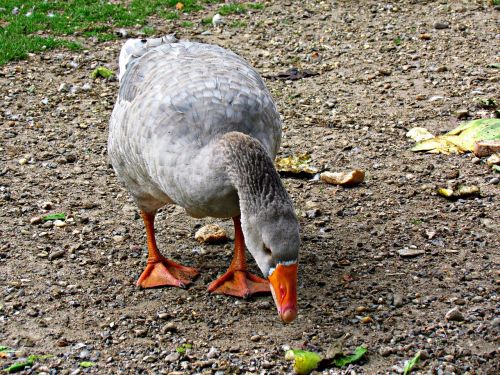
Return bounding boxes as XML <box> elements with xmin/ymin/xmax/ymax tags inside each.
<box><xmin>0</xmin><ymin>1</ymin><xmax>498</xmax><ymax>374</ymax></box>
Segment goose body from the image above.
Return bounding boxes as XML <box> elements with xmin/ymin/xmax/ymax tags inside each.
<box><xmin>108</xmin><ymin>38</ymin><xmax>299</xmax><ymax>323</ymax></box>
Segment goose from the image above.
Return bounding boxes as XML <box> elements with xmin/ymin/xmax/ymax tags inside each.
<box><xmin>108</xmin><ymin>36</ymin><xmax>300</xmax><ymax>323</ymax></box>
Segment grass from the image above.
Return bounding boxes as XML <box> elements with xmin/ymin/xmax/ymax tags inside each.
<box><xmin>218</xmin><ymin>3</ymin><xmax>247</xmax><ymax>16</ymax></box>
<box><xmin>201</xmin><ymin>16</ymin><xmax>213</xmax><ymax>25</ymax></box>
<box><xmin>0</xmin><ymin>1</ymin><xmax>264</xmax><ymax>65</ymax></box>
<box><xmin>0</xmin><ymin>0</ymin><xmax>226</xmax><ymax>65</ymax></box>
<box><xmin>230</xmin><ymin>20</ymin><xmax>247</xmax><ymax>28</ymax></box>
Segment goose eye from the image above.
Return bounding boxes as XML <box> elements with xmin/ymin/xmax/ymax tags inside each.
<box><xmin>263</xmin><ymin>245</ymin><xmax>272</xmax><ymax>256</ymax></box>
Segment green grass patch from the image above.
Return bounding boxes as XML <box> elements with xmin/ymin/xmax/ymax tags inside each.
<box><xmin>230</xmin><ymin>20</ymin><xmax>247</xmax><ymax>28</ymax></box>
<box><xmin>0</xmin><ymin>0</ymin><xmax>212</xmax><ymax>65</ymax></box>
<box><xmin>141</xmin><ymin>26</ymin><xmax>156</xmax><ymax>36</ymax></box>
<box><xmin>201</xmin><ymin>17</ymin><xmax>212</xmax><ymax>25</ymax></box>
<box><xmin>181</xmin><ymin>21</ymin><xmax>194</xmax><ymax>27</ymax></box>
<box><xmin>247</xmin><ymin>2</ymin><xmax>264</xmax><ymax>10</ymax></box>
<box><xmin>218</xmin><ymin>3</ymin><xmax>247</xmax><ymax>16</ymax></box>
<box><xmin>163</xmin><ymin>11</ymin><xmax>180</xmax><ymax>20</ymax></box>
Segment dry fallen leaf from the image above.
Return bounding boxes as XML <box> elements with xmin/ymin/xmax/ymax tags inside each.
<box><xmin>406</xmin><ymin>127</ymin><xmax>434</xmax><ymax>142</ymax></box>
<box><xmin>275</xmin><ymin>154</ymin><xmax>319</xmax><ymax>176</ymax></box>
<box><xmin>437</xmin><ymin>185</ymin><xmax>480</xmax><ymax>199</ymax></box>
<box><xmin>320</xmin><ymin>170</ymin><xmax>365</xmax><ymax>186</ymax></box>
<box><xmin>410</xmin><ymin>119</ymin><xmax>500</xmax><ymax>155</ymax></box>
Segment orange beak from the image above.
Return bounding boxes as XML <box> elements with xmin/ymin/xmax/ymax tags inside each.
<box><xmin>268</xmin><ymin>263</ymin><xmax>298</xmax><ymax>323</ymax></box>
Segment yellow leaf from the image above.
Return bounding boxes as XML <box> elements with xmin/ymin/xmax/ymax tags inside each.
<box><xmin>437</xmin><ymin>185</ymin><xmax>480</xmax><ymax>199</ymax></box>
<box><xmin>411</xmin><ymin>119</ymin><xmax>500</xmax><ymax>155</ymax></box>
<box><xmin>275</xmin><ymin>154</ymin><xmax>319</xmax><ymax>175</ymax></box>
<box><xmin>406</xmin><ymin>127</ymin><xmax>435</xmax><ymax>142</ymax></box>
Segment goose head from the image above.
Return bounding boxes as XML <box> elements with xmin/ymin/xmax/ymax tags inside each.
<box><xmin>242</xmin><ymin>206</ymin><xmax>299</xmax><ymax>323</ymax></box>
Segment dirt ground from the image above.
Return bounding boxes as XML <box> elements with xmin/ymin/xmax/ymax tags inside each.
<box><xmin>1</xmin><ymin>1</ymin><xmax>499</xmax><ymax>374</ymax></box>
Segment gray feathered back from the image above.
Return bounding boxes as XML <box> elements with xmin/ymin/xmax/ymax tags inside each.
<box><xmin>118</xmin><ymin>34</ymin><xmax>178</xmax><ymax>81</ymax></box>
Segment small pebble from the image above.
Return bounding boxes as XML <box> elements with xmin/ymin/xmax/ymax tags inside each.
<box><xmin>79</xmin><ymin>349</ymin><xmax>90</xmax><ymax>359</ymax></box>
<box><xmin>48</xmin><ymin>250</ymin><xmax>65</xmax><ymax>261</ymax></box>
<box><xmin>419</xmin><ymin>350</ymin><xmax>429</xmax><ymax>360</ymax></box>
<box><xmin>41</xmin><ymin>201</ymin><xmax>53</xmax><ymax>210</ymax></box>
<box><xmin>434</xmin><ymin>21</ymin><xmax>450</xmax><ymax>29</ymax></box>
<box><xmin>58</xmin><ymin>83</ymin><xmax>69</xmax><ymax>92</ymax></box>
<box><xmin>428</xmin><ymin>95</ymin><xmax>444</xmax><ymax>102</ymax></box>
<box><xmin>161</xmin><ymin>322</ymin><xmax>177</xmax><ymax>333</ymax></box>
<box><xmin>113</xmin><ymin>235</ymin><xmax>125</xmax><ymax>243</ymax></box>
<box><xmin>30</xmin><ymin>216</ymin><xmax>42</xmax><ymax>225</ymax></box>
<box><xmin>134</xmin><ymin>328</ymin><xmax>148</xmax><ymax>337</ymax></box>
<box><xmin>142</xmin><ymin>355</ymin><xmax>156</xmax><ymax>363</ymax></box>
<box><xmin>488</xmin><ymin>177</ymin><xmax>499</xmax><ymax>185</ymax></box>
<box><xmin>157</xmin><ymin>312</ymin><xmax>169</xmax><ymax>319</ymax></box>
<box><xmin>305</xmin><ymin>209</ymin><xmax>320</xmax><ymax>218</ymax></box>
<box><xmin>53</xmin><ymin>220</ymin><xmax>66</xmax><ymax>228</ymax></box>
<box><xmin>445</xmin><ymin>307</ymin><xmax>464</xmax><ymax>322</ymax></box>
<box><xmin>165</xmin><ymin>352</ymin><xmax>180</xmax><ymax>362</ymax></box>
<box><xmin>355</xmin><ymin>306</ymin><xmax>368</xmax><ymax>313</ymax></box>
<box><xmin>392</xmin><ymin>293</ymin><xmax>404</xmax><ymax>307</ymax></box>
<box><xmin>398</xmin><ymin>248</ymin><xmax>425</xmax><ymax>258</ymax></box>
<box><xmin>379</xmin><ymin>346</ymin><xmax>394</xmax><ymax>357</ymax></box>
<box><xmin>207</xmin><ymin>347</ymin><xmax>219</xmax><ymax>359</ymax></box>
<box><xmin>360</xmin><ymin>316</ymin><xmax>374</xmax><ymax>324</ymax></box>
<box><xmin>455</xmin><ymin>109</ymin><xmax>469</xmax><ymax>119</ymax></box>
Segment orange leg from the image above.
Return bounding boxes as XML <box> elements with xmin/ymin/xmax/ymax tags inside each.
<box><xmin>136</xmin><ymin>211</ymin><xmax>199</xmax><ymax>289</ymax></box>
<box><xmin>207</xmin><ymin>216</ymin><xmax>270</xmax><ymax>298</ymax></box>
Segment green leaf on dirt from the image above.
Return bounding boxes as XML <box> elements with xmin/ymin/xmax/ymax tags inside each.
<box><xmin>403</xmin><ymin>351</ymin><xmax>421</xmax><ymax>375</ymax></box>
<box><xmin>285</xmin><ymin>349</ymin><xmax>322</xmax><ymax>375</ymax></box>
<box><xmin>331</xmin><ymin>346</ymin><xmax>368</xmax><ymax>367</ymax></box>
<box><xmin>0</xmin><ymin>346</ymin><xmax>14</xmax><ymax>352</ymax></box>
<box><xmin>275</xmin><ymin>154</ymin><xmax>319</xmax><ymax>176</ymax></box>
<box><xmin>42</xmin><ymin>213</ymin><xmax>66</xmax><ymax>222</ymax></box>
<box><xmin>285</xmin><ymin>346</ymin><xmax>368</xmax><ymax>374</ymax></box>
<box><xmin>410</xmin><ymin>118</ymin><xmax>500</xmax><ymax>155</ymax></box>
<box><xmin>91</xmin><ymin>66</ymin><xmax>114</xmax><ymax>79</ymax></box>
<box><xmin>488</xmin><ymin>62</ymin><xmax>500</xmax><ymax>69</ymax></box>
<box><xmin>437</xmin><ymin>185</ymin><xmax>480</xmax><ymax>199</ymax></box>
<box><xmin>79</xmin><ymin>361</ymin><xmax>95</xmax><ymax>368</ymax></box>
<box><xmin>175</xmin><ymin>343</ymin><xmax>192</xmax><ymax>354</ymax></box>
<box><xmin>4</xmin><ymin>354</ymin><xmax>52</xmax><ymax>373</ymax></box>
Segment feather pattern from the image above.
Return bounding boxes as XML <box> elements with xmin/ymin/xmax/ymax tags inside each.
<box><xmin>108</xmin><ymin>40</ymin><xmax>282</xmax><ymax>217</ymax></box>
